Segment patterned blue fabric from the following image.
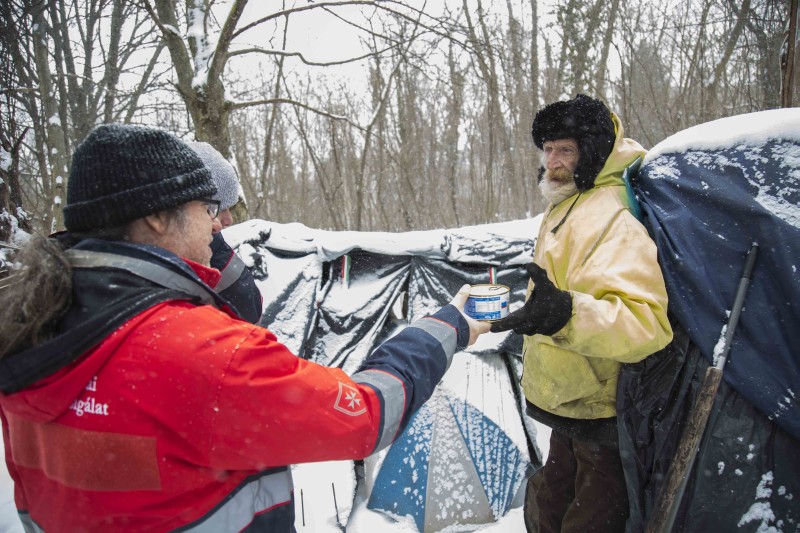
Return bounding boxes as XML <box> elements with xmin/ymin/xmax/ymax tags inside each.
<box><xmin>368</xmin><ymin>392</ymin><xmax>528</xmax><ymax>532</ymax></box>
<box><xmin>448</xmin><ymin>396</ymin><xmax>526</xmax><ymax>517</ymax></box>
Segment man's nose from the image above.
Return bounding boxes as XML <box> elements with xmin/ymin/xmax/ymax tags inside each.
<box><xmin>211</xmin><ymin>217</ymin><xmax>223</xmax><ymax>234</ymax></box>
<box><xmin>546</xmin><ymin>154</ymin><xmax>563</xmax><ymax>168</ymax></box>
<box><xmin>219</xmin><ymin>209</ymin><xmax>234</xmax><ymax>229</ymax></box>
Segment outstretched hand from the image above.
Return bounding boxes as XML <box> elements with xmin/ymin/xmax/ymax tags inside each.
<box><xmin>450</xmin><ymin>284</ymin><xmax>491</xmax><ymax>346</ymax></box>
<box><xmin>489</xmin><ymin>263</ymin><xmax>573</xmax><ymax>336</ymax></box>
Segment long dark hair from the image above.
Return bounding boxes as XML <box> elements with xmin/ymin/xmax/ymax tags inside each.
<box><xmin>0</xmin><ymin>207</ymin><xmax>187</xmax><ymax>359</ymax></box>
<box><xmin>0</xmin><ymin>236</ymin><xmax>73</xmax><ymax>358</ymax></box>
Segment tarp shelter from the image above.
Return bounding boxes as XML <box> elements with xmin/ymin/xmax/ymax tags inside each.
<box><xmin>619</xmin><ymin>109</ymin><xmax>800</xmax><ymax>532</ymax></box>
<box><xmin>223</xmin><ymin>217</ymin><xmax>546</xmax><ymax>532</ymax></box>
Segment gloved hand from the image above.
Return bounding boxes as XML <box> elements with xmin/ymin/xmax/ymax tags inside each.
<box><xmin>490</xmin><ymin>263</ymin><xmax>572</xmax><ymax>336</ymax></box>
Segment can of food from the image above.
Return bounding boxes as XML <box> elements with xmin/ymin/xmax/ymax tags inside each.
<box><xmin>464</xmin><ymin>284</ymin><xmax>510</xmax><ymax>321</ymax></box>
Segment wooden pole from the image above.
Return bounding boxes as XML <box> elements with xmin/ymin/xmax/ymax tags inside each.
<box><xmin>646</xmin><ymin>243</ymin><xmax>758</xmax><ymax>533</ymax></box>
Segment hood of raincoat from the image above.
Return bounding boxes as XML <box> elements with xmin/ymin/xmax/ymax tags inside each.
<box><xmin>521</xmin><ymin>115</ymin><xmax>672</xmax><ymax>421</ymax></box>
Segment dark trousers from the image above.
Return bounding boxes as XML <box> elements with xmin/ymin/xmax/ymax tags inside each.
<box><xmin>524</xmin><ymin>430</ymin><xmax>629</xmax><ymax>533</ymax></box>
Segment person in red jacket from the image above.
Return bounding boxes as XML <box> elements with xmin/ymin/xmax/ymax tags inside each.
<box><xmin>0</xmin><ymin>124</ymin><xmax>489</xmax><ymax>532</ymax></box>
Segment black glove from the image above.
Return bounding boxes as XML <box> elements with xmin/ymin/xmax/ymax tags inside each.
<box><xmin>490</xmin><ymin>263</ymin><xmax>572</xmax><ymax>336</ymax></box>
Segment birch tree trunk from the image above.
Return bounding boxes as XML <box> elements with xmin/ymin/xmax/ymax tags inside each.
<box><xmin>31</xmin><ymin>1</ymin><xmax>68</xmax><ymax>232</ymax></box>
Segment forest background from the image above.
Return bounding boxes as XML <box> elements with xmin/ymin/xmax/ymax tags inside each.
<box><xmin>1</xmin><ymin>0</ymin><xmax>798</xmax><ymax>242</ymax></box>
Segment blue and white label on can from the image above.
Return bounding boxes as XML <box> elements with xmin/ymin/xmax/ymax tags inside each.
<box><xmin>465</xmin><ymin>284</ymin><xmax>510</xmax><ymax>321</ymax></box>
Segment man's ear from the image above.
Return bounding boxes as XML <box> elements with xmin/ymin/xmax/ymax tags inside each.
<box><xmin>141</xmin><ymin>211</ymin><xmax>173</xmax><ymax>236</ymax></box>
<box><xmin>126</xmin><ymin>210</ymin><xmax>181</xmax><ymax>249</ymax></box>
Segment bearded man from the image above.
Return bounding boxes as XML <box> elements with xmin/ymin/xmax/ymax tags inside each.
<box><xmin>491</xmin><ymin>94</ymin><xmax>674</xmax><ymax>533</ymax></box>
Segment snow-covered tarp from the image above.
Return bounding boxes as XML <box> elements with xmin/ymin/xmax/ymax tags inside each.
<box><xmin>635</xmin><ymin>108</ymin><xmax>800</xmax><ymax>441</ymax></box>
<box><xmin>222</xmin><ymin>216</ymin><xmax>546</xmax><ymax>532</ymax></box>
<box><xmin>225</xmin><ymin>218</ymin><xmax>540</xmax><ymax>366</ymax></box>
<box><xmin>618</xmin><ymin>109</ymin><xmax>800</xmax><ymax>532</ymax></box>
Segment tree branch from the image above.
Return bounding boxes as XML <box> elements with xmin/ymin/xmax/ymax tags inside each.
<box><xmin>233</xmin><ymin>0</ymin><xmax>395</xmax><ymax>39</ymax></box>
<box><xmin>208</xmin><ymin>0</ymin><xmax>248</xmax><ymax>88</ymax></box>
<box><xmin>227</xmin><ymin>45</ymin><xmax>399</xmax><ymax>66</ymax></box>
<box><xmin>229</xmin><ymin>97</ymin><xmax>365</xmax><ymax>130</ymax></box>
<box><xmin>144</xmin><ymin>0</ymin><xmax>194</xmax><ymax>97</ymax></box>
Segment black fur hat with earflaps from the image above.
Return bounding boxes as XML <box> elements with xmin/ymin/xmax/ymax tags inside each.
<box><xmin>531</xmin><ymin>94</ymin><xmax>616</xmax><ymax>191</ymax></box>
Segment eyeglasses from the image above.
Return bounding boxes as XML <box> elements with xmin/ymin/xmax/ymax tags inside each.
<box><xmin>199</xmin><ymin>199</ymin><xmax>221</xmax><ymax>219</ymax></box>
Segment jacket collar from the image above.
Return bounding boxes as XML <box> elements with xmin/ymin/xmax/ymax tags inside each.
<box><xmin>184</xmin><ymin>257</ymin><xmax>222</xmax><ymax>288</ymax></box>
<box><xmin>0</xmin><ymin>239</ymin><xmax>235</xmax><ymax>398</ymax></box>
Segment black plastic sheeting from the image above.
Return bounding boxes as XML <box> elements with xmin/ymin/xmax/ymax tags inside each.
<box><xmin>254</xmin><ymin>245</ymin><xmax>533</xmax><ymax>374</ymax></box>
<box><xmin>307</xmin><ymin>252</ymin><xmax>409</xmax><ymax>373</ymax></box>
<box><xmin>618</xmin><ymin>320</ymin><xmax>800</xmax><ymax>532</ymax></box>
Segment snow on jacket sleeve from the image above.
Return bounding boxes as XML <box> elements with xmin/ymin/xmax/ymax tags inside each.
<box><xmin>200</xmin><ymin>303</ymin><xmax>468</xmax><ymax>470</ymax></box>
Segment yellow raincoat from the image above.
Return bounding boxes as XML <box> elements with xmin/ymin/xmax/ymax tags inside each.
<box><xmin>521</xmin><ymin>114</ymin><xmax>673</xmax><ymax>420</ymax></box>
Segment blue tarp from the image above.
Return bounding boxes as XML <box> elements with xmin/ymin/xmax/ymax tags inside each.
<box><xmin>632</xmin><ymin>112</ymin><xmax>800</xmax><ymax>440</ymax></box>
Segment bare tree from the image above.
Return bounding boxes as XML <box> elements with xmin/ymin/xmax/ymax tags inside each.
<box><xmin>614</xmin><ymin>0</ymin><xmax>785</xmax><ymax>146</ymax></box>
<box><xmin>1</xmin><ymin>0</ymin><xmax>38</xmax><ymax>241</ymax></box>
<box><xmin>2</xmin><ymin>0</ymin><xmax>165</xmax><ymax>233</ymax></box>
<box><xmin>0</xmin><ymin>10</ymin><xmax>32</xmax><ymax>243</ymax></box>
<box><xmin>3</xmin><ymin>0</ymin><xmax>790</xmax><ymax>235</ymax></box>
<box><xmin>31</xmin><ymin>0</ymin><xmax>69</xmax><ymax>231</ymax></box>
<box><xmin>444</xmin><ymin>42</ymin><xmax>465</xmax><ymax>226</ymax></box>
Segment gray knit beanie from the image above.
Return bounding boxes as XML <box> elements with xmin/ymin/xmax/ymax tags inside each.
<box><xmin>64</xmin><ymin>124</ymin><xmax>216</xmax><ymax>232</ymax></box>
<box><xmin>187</xmin><ymin>141</ymin><xmax>240</xmax><ymax>211</ymax></box>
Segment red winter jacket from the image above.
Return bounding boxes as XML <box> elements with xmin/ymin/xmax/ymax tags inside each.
<box><xmin>0</xmin><ymin>239</ymin><xmax>467</xmax><ymax>532</ymax></box>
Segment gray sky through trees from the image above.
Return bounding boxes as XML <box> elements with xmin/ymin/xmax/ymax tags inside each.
<box><xmin>0</xmin><ymin>0</ymin><xmax>790</xmax><ymax>239</ymax></box>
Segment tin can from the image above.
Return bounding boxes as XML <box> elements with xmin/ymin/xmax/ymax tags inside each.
<box><xmin>464</xmin><ymin>284</ymin><xmax>510</xmax><ymax>321</ymax></box>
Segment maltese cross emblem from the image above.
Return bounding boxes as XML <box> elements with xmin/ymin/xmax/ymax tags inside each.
<box><xmin>334</xmin><ymin>381</ymin><xmax>366</xmax><ymax>416</ymax></box>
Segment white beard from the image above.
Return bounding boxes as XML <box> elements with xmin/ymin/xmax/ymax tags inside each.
<box><xmin>539</xmin><ymin>173</ymin><xmax>579</xmax><ymax>205</ymax></box>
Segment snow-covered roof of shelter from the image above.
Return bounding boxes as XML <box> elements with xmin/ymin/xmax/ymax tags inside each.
<box><xmin>223</xmin><ymin>216</ymin><xmax>542</xmax><ymax>265</ymax></box>
<box><xmin>645</xmin><ymin>108</ymin><xmax>800</xmax><ymax>163</ymax></box>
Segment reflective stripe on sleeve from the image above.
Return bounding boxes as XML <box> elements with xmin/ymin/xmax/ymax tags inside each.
<box><xmin>180</xmin><ymin>468</ymin><xmax>293</xmax><ymax>532</ymax></box>
<box><xmin>412</xmin><ymin>317</ymin><xmax>458</xmax><ymax>368</ymax></box>
<box><xmin>215</xmin><ymin>253</ymin><xmax>247</xmax><ymax>292</ymax></box>
<box><xmin>353</xmin><ymin>370</ymin><xmax>406</xmax><ymax>453</ymax></box>
<box><xmin>19</xmin><ymin>512</ymin><xmax>44</xmax><ymax>533</ymax></box>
